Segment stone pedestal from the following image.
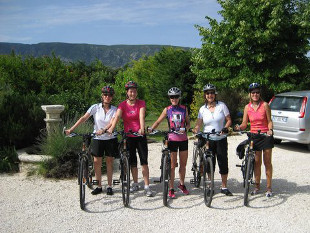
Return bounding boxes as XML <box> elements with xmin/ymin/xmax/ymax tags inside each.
<box><xmin>41</xmin><ymin>105</ymin><xmax>65</xmax><ymax>135</ymax></box>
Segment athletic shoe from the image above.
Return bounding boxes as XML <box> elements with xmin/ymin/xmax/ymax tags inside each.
<box><xmin>130</xmin><ymin>183</ymin><xmax>139</xmax><ymax>193</ymax></box>
<box><xmin>265</xmin><ymin>190</ymin><xmax>273</xmax><ymax>197</ymax></box>
<box><xmin>251</xmin><ymin>188</ymin><xmax>260</xmax><ymax>196</ymax></box>
<box><xmin>169</xmin><ymin>189</ymin><xmax>176</xmax><ymax>198</ymax></box>
<box><xmin>91</xmin><ymin>187</ymin><xmax>102</xmax><ymax>195</ymax></box>
<box><xmin>178</xmin><ymin>184</ymin><xmax>189</xmax><ymax>195</ymax></box>
<box><xmin>106</xmin><ymin>187</ymin><xmax>114</xmax><ymax>195</ymax></box>
<box><xmin>220</xmin><ymin>188</ymin><xmax>233</xmax><ymax>196</ymax></box>
<box><xmin>144</xmin><ymin>187</ymin><xmax>154</xmax><ymax>197</ymax></box>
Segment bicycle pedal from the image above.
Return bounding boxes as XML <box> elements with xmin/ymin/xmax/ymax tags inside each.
<box><xmin>153</xmin><ymin>180</ymin><xmax>161</xmax><ymax>183</ymax></box>
<box><xmin>92</xmin><ymin>180</ymin><xmax>99</xmax><ymax>185</ymax></box>
<box><xmin>236</xmin><ymin>164</ymin><xmax>242</xmax><ymax>167</ymax></box>
<box><xmin>113</xmin><ymin>179</ymin><xmax>120</xmax><ymax>185</ymax></box>
<box><xmin>190</xmin><ymin>179</ymin><xmax>196</xmax><ymax>184</ymax></box>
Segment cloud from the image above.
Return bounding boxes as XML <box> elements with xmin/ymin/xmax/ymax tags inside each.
<box><xmin>0</xmin><ymin>0</ymin><xmax>220</xmax><ymax>29</ymax></box>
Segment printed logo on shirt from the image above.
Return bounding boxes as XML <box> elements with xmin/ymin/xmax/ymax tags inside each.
<box><xmin>172</xmin><ymin>114</ymin><xmax>182</xmax><ymax>129</ymax></box>
<box><xmin>129</xmin><ymin>110</ymin><xmax>136</xmax><ymax>114</ymax></box>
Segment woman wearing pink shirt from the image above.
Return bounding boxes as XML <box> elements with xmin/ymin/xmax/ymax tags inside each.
<box><xmin>108</xmin><ymin>81</ymin><xmax>153</xmax><ymax>197</ymax></box>
<box><xmin>236</xmin><ymin>83</ymin><xmax>274</xmax><ymax>197</ymax></box>
<box><xmin>149</xmin><ymin>87</ymin><xmax>190</xmax><ymax>199</ymax></box>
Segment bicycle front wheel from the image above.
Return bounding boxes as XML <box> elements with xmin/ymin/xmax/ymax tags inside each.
<box><xmin>203</xmin><ymin>155</ymin><xmax>214</xmax><ymax>207</ymax></box>
<box><xmin>79</xmin><ymin>158</ymin><xmax>87</xmax><ymax>210</ymax></box>
<box><xmin>244</xmin><ymin>154</ymin><xmax>254</xmax><ymax>206</ymax></box>
<box><xmin>162</xmin><ymin>153</ymin><xmax>171</xmax><ymax>206</ymax></box>
<box><xmin>121</xmin><ymin>154</ymin><xmax>130</xmax><ymax>207</ymax></box>
<box><xmin>192</xmin><ymin>147</ymin><xmax>202</xmax><ymax>188</ymax></box>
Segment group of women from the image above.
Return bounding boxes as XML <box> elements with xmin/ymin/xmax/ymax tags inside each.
<box><xmin>65</xmin><ymin>81</ymin><xmax>274</xmax><ymax>199</ymax></box>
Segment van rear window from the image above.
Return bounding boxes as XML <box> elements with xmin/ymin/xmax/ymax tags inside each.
<box><xmin>270</xmin><ymin>96</ymin><xmax>303</xmax><ymax>112</ymax></box>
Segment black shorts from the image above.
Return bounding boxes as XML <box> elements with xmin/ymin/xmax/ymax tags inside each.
<box><xmin>253</xmin><ymin>134</ymin><xmax>274</xmax><ymax>151</ymax></box>
<box><xmin>127</xmin><ymin>135</ymin><xmax>148</xmax><ymax>167</ymax></box>
<box><xmin>208</xmin><ymin>137</ymin><xmax>229</xmax><ymax>175</ymax></box>
<box><xmin>91</xmin><ymin>138</ymin><xmax>118</xmax><ymax>158</ymax></box>
<box><xmin>168</xmin><ymin>140</ymin><xmax>188</xmax><ymax>152</ymax></box>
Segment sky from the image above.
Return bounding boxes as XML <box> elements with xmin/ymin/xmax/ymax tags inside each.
<box><xmin>0</xmin><ymin>0</ymin><xmax>222</xmax><ymax>48</ymax></box>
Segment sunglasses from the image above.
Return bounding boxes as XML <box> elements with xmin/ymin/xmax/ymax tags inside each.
<box><xmin>170</xmin><ymin>95</ymin><xmax>180</xmax><ymax>99</ymax></box>
<box><xmin>103</xmin><ymin>94</ymin><xmax>113</xmax><ymax>97</ymax></box>
<box><xmin>251</xmin><ymin>91</ymin><xmax>260</xmax><ymax>95</ymax></box>
<box><xmin>205</xmin><ymin>91</ymin><xmax>215</xmax><ymax>95</ymax></box>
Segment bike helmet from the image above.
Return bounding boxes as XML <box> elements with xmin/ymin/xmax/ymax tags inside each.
<box><xmin>101</xmin><ymin>85</ymin><xmax>115</xmax><ymax>95</ymax></box>
<box><xmin>248</xmin><ymin>83</ymin><xmax>261</xmax><ymax>92</ymax></box>
<box><xmin>203</xmin><ymin>83</ymin><xmax>216</xmax><ymax>93</ymax></box>
<box><xmin>167</xmin><ymin>87</ymin><xmax>181</xmax><ymax>96</ymax></box>
<box><xmin>125</xmin><ymin>81</ymin><xmax>138</xmax><ymax>90</ymax></box>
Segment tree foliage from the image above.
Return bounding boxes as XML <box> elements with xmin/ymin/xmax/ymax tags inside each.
<box><xmin>114</xmin><ymin>47</ymin><xmax>196</xmax><ymax>115</ymax></box>
<box><xmin>192</xmin><ymin>0</ymin><xmax>310</xmax><ymax>94</ymax></box>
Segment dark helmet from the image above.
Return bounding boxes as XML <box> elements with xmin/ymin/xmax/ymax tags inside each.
<box><xmin>101</xmin><ymin>85</ymin><xmax>115</xmax><ymax>95</ymax></box>
<box><xmin>248</xmin><ymin>83</ymin><xmax>261</xmax><ymax>92</ymax></box>
<box><xmin>125</xmin><ymin>81</ymin><xmax>138</xmax><ymax>90</ymax></box>
<box><xmin>203</xmin><ymin>83</ymin><xmax>217</xmax><ymax>93</ymax></box>
<box><xmin>167</xmin><ymin>87</ymin><xmax>181</xmax><ymax>96</ymax></box>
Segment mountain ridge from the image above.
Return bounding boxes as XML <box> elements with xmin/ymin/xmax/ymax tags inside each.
<box><xmin>0</xmin><ymin>42</ymin><xmax>190</xmax><ymax>67</ymax></box>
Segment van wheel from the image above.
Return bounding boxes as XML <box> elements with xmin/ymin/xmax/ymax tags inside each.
<box><xmin>274</xmin><ymin>139</ymin><xmax>282</xmax><ymax>144</ymax></box>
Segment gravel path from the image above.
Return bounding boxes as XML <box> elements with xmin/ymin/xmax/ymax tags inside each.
<box><xmin>1</xmin><ymin>135</ymin><xmax>310</xmax><ymax>233</ymax></box>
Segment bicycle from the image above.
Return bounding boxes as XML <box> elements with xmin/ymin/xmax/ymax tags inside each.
<box><xmin>112</xmin><ymin>130</ymin><xmax>142</xmax><ymax>207</ymax></box>
<box><xmin>151</xmin><ymin>129</ymin><xmax>183</xmax><ymax>206</ymax></box>
<box><xmin>65</xmin><ymin>131</ymin><xmax>97</xmax><ymax>210</ymax></box>
<box><xmin>235</xmin><ymin>130</ymin><xmax>266</xmax><ymax>206</ymax></box>
<box><xmin>190</xmin><ymin>129</ymin><xmax>227</xmax><ymax>207</ymax></box>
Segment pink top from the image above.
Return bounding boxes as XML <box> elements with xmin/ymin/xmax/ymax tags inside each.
<box><xmin>118</xmin><ymin>99</ymin><xmax>145</xmax><ymax>136</ymax></box>
<box><xmin>247</xmin><ymin>101</ymin><xmax>269</xmax><ymax>133</ymax></box>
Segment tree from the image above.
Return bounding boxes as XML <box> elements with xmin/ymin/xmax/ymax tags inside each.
<box><xmin>191</xmin><ymin>0</ymin><xmax>310</xmax><ymax>94</ymax></box>
<box><xmin>114</xmin><ymin>47</ymin><xmax>196</xmax><ymax>115</ymax></box>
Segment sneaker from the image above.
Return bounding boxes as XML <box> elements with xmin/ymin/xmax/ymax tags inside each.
<box><xmin>130</xmin><ymin>184</ymin><xmax>139</xmax><ymax>193</ymax></box>
<box><xmin>220</xmin><ymin>188</ymin><xmax>233</xmax><ymax>196</ymax></box>
<box><xmin>144</xmin><ymin>187</ymin><xmax>154</xmax><ymax>197</ymax></box>
<box><xmin>251</xmin><ymin>188</ymin><xmax>260</xmax><ymax>196</ymax></box>
<box><xmin>265</xmin><ymin>190</ymin><xmax>272</xmax><ymax>197</ymax></box>
<box><xmin>91</xmin><ymin>187</ymin><xmax>102</xmax><ymax>195</ymax></box>
<box><xmin>106</xmin><ymin>187</ymin><xmax>114</xmax><ymax>195</ymax></box>
<box><xmin>178</xmin><ymin>184</ymin><xmax>189</xmax><ymax>195</ymax></box>
<box><xmin>169</xmin><ymin>189</ymin><xmax>176</xmax><ymax>198</ymax></box>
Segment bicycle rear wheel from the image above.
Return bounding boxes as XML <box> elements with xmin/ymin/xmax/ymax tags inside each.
<box><xmin>79</xmin><ymin>158</ymin><xmax>87</xmax><ymax>210</ymax></box>
<box><xmin>192</xmin><ymin>147</ymin><xmax>202</xmax><ymax>188</ymax></box>
<box><xmin>203</xmin><ymin>155</ymin><xmax>214</xmax><ymax>207</ymax></box>
<box><xmin>121</xmin><ymin>154</ymin><xmax>130</xmax><ymax>207</ymax></box>
<box><xmin>244</xmin><ymin>154</ymin><xmax>254</xmax><ymax>206</ymax></box>
<box><xmin>162</xmin><ymin>153</ymin><xmax>171</xmax><ymax>206</ymax></box>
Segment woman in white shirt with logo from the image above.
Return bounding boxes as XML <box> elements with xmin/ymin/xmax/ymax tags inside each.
<box><xmin>192</xmin><ymin>84</ymin><xmax>233</xmax><ymax>196</ymax></box>
<box><xmin>65</xmin><ymin>86</ymin><xmax>118</xmax><ymax>196</ymax></box>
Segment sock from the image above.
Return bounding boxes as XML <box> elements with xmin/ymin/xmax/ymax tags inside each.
<box><xmin>144</xmin><ymin>185</ymin><xmax>149</xmax><ymax>190</ymax></box>
<box><xmin>221</xmin><ymin>187</ymin><xmax>227</xmax><ymax>190</ymax></box>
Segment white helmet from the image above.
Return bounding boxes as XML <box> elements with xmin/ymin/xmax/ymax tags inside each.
<box><xmin>167</xmin><ymin>87</ymin><xmax>181</xmax><ymax>96</ymax></box>
<box><xmin>203</xmin><ymin>83</ymin><xmax>217</xmax><ymax>94</ymax></box>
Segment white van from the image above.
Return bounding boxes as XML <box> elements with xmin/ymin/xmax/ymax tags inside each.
<box><xmin>269</xmin><ymin>90</ymin><xmax>310</xmax><ymax>150</ymax></box>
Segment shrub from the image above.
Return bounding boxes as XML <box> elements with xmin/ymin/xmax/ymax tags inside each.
<box><xmin>0</xmin><ymin>146</ymin><xmax>19</xmax><ymax>173</ymax></box>
<box><xmin>37</xmin><ymin>117</ymin><xmax>94</xmax><ymax>178</ymax></box>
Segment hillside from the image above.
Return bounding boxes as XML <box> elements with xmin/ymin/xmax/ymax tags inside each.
<box><xmin>0</xmin><ymin>42</ymin><xmax>189</xmax><ymax>67</ymax></box>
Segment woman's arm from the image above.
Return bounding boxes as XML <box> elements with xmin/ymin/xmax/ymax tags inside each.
<box><xmin>264</xmin><ymin>102</ymin><xmax>273</xmax><ymax>135</ymax></box>
<box><xmin>139</xmin><ymin>107</ymin><xmax>146</xmax><ymax>135</ymax></box>
<box><xmin>192</xmin><ymin>118</ymin><xmax>203</xmax><ymax>134</ymax></box>
<box><xmin>149</xmin><ymin>108</ymin><xmax>167</xmax><ymax>131</ymax></box>
<box><xmin>107</xmin><ymin>109</ymin><xmax>122</xmax><ymax>134</ymax></box>
<box><xmin>185</xmin><ymin>107</ymin><xmax>191</xmax><ymax>131</ymax></box>
<box><xmin>238</xmin><ymin>105</ymin><xmax>249</xmax><ymax>131</ymax></box>
<box><xmin>65</xmin><ymin>112</ymin><xmax>90</xmax><ymax>135</ymax></box>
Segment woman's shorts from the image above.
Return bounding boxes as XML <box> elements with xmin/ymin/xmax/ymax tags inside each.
<box><xmin>168</xmin><ymin>140</ymin><xmax>188</xmax><ymax>152</ymax></box>
<box><xmin>127</xmin><ymin>135</ymin><xmax>148</xmax><ymax>167</ymax></box>
<box><xmin>91</xmin><ymin>138</ymin><xmax>118</xmax><ymax>158</ymax></box>
<box><xmin>253</xmin><ymin>134</ymin><xmax>274</xmax><ymax>151</ymax></box>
